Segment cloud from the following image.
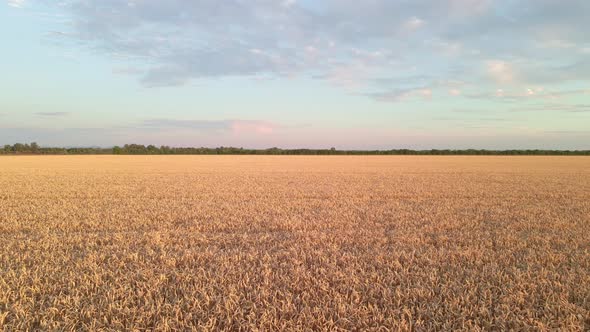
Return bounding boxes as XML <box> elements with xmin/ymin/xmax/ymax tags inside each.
<box><xmin>7</xmin><ymin>0</ymin><xmax>25</xmax><ymax>8</ymax></box>
<box><xmin>449</xmin><ymin>89</ymin><xmax>462</xmax><ymax>96</ymax></box>
<box><xmin>369</xmin><ymin>78</ymin><xmax>465</xmax><ymax>102</ymax></box>
<box><xmin>142</xmin><ymin>119</ymin><xmax>279</xmax><ymax>135</ymax></box>
<box><xmin>231</xmin><ymin>121</ymin><xmax>276</xmax><ymax>135</ymax></box>
<box><xmin>434</xmin><ymin>116</ymin><xmax>514</xmax><ymax>124</ymax></box>
<box><xmin>466</xmin><ymin>88</ymin><xmax>588</xmax><ymax>102</ymax></box>
<box><xmin>449</xmin><ymin>0</ymin><xmax>492</xmax><ymax>16</ymax></box>
<box><xmin>35</xmin><ymin>112</ymin><xmax>70</xmax><ymax>117</ymax></box>
<box><xmin>511</xmin><ymin>104</ymin><xmax>590</xmax><ymax>113</ymax></box>
<box><xmin>142</xmin><ymin>119</ymin><xmax>230</xmax><ymax>130</ymax></box>
<box><xmin>282</xmin><ymin>0</ymin><xmax>297</xmax><ymax>9</ymax></box>
<box><xmin>403</xmin><ymin>17</ymin><xmax>426</xmax><ymax>31</ymax></box>
<box><xmin>369</xmin><ymin>87</ymin><xmax>433</xmax><ymax>103</ymax></box>
<box><xmin>0</xmin><ymin>119</ymin><xmax>282</xmax><ymax>147</ymax></box>
<box><xmin>486</xmin><ymin>60</ymin><xmax>516</xmax><ymax>84</ymax></box>
<box><xmin>535</xmin><ymin>39</ymin><xmax>576</xmax><ymax>50</ymax></box>
<box><xmin>544</xmin><ymin>130</ymin><xmax>590</xmax><ymax>135</ymax></box>
<box><xmin>112</xmin><ymin>67</ymin><xmax>144</xmax><ymax>76</ymax></box>
<box><xmin>14</xmin><ymin>0</ymin><xmax>590</xmax><ymax>108</ymax></box>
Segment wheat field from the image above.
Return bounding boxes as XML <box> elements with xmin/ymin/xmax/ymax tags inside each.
<box><xmin>0</xmin><ymin>156</ymin><xmax>589</xmax><ymax>331</ymax></box>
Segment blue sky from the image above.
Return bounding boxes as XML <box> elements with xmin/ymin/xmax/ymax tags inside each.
<box><xmin>1</xmin><ymin>0</ymin><xmax>589</xmax><ymax>149</ymax></box>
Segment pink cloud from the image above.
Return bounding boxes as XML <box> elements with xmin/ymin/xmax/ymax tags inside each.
<box><xmin>486</xmin><ymin>60</ymin><xmax>516</xmax><ymax>84</ymax></box>
<box><xmin>230</xmin><ymin>120</ymin><xmax>277</xmax><ymax>135</ymax></box>
<box><xmin>449</xmin><ymin>88</ymin><xmax>462</xmax><ymax>96</ymax></box>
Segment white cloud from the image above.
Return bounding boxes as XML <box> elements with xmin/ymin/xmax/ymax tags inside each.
<box><xmin>403</xmin><ymin>17</ymin><xmax>426</xmax><ymax>31</ymax></box>
<box><xmin>486</xmin><ymin>60</ymin><xmax>516</xmax><ymax>84</ymax></box>
<box><xmin>527</xmin><ymin>87</ymin><xmax>543</xmax><ymax>95</ymax></box>
<box><xmin>282</xmin><ymin>0</ymin><xmax>296</xmax><ymax>8</ymax></box>
<box><xmin>7</xmin><ymin>0</ymin><xmax>25</xmax><ymax>8</ymax></box>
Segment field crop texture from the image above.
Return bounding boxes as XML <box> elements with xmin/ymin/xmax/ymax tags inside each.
<box><xmin>0</xmin><ymin>156</ymin><xmax>589</xmax><ymax>331</ymax></box>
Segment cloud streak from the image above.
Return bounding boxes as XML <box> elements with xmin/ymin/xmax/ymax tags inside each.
<box><xmin>511</xmin><ymin>104</ymin><xmax>590</xmax><ymax>113</ymax></box>
<box><xmin>7</xmin><ymin>0</ymin><xmax>25</xmax><ymax>8</ymax></box>
<box><xmin>142</xmin><ymin>119</ymin><xmax>280</xmax><ymax>135</ymax></box>
<box><xmin>0</xmin><ymin>118</ymin><xmax>286</xmax><ymax>148</ymax></box>
<box><xmin>35</xmin><ymin>112</ymin><xmax>70</xmax><ymax>117</ymax></box>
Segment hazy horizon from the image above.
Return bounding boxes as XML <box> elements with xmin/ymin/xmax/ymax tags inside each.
<box><xmin>2</xmin><ymin>1</ymin><xmax>589</xmax><ymax>149</ymax></box>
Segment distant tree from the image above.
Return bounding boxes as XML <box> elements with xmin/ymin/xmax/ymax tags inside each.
<box><xmin>12</xmin><ymin>143</ymin><xmax>25</xmax><ymax>153</ymax></box>
<box><xmin>146</xmin><ymin>145</ymin><xmax>159</xmax><ymax>154</ymax></box>
<box><xmin>1</xmin><ymin>142</ymin><xmax>589</xmax><ymax>155</ymax></box>
<box><xmin>30</xmin><ymin>142</ymin><xmax>39</xmax><ymax>153</ymax></box>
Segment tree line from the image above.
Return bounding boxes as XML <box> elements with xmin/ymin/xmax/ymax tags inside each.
<box><xmin>1</xmin><ymin>143</ymin><xmax>589</xmax><ymax>156</ymax></box>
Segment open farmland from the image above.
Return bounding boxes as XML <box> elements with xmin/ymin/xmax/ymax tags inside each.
<box><xmin>0</xmin><ymin>156</ymin><xmax>589</xmax><ymax>331</ymax></box>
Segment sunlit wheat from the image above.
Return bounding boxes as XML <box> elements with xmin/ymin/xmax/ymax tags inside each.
<box><xmin>0</xmin><ymin>156</ymin><xmax>589</xmax><ymax>330</ymax></box>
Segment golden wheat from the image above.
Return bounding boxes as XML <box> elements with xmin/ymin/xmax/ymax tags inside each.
<box><xmin>0</xmin><ymin>156</ymin><xmax>589</xmax><ymax>331</ymax></box>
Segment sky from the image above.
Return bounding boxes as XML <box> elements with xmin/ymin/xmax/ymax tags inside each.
<box><xmin>1</xmin><ymin>0</ymin><xmax>589</xmax><ymax>149</ymax></box>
